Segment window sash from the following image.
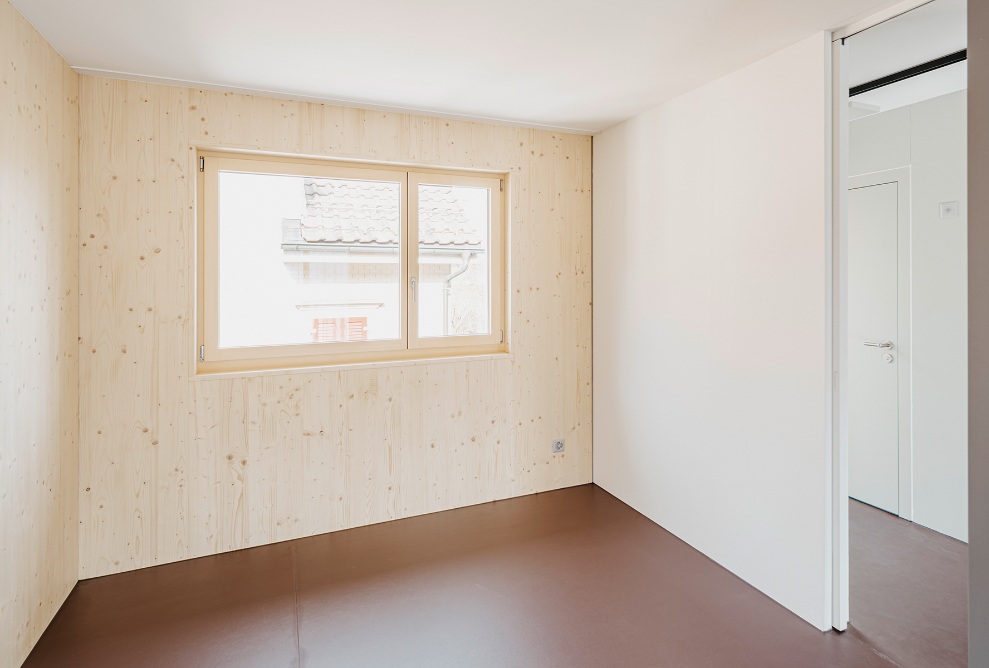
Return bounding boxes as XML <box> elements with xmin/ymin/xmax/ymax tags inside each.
<box><xmin>408</xmin><ymin>171</ymin><xmax>505</xmax><ymax>350</ymax></box>
<box><xmin>200</xmin><ymin>153</ymin><xmax>409</xmax><ymax>364</ymax></box>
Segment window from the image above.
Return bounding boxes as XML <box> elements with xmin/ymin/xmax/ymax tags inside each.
<box><xmin>197</xmin><ymin>152</ymin><xmax>506</xmax><ymax>372</ymax></box>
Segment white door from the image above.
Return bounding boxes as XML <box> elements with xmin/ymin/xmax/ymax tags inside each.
<box><xmin>848</xmin><ymin>181</ymin><xmax>900</xmax><ymax>515</ymax></box>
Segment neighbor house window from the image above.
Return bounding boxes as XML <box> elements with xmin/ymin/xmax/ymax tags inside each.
<box><xmin>197</xmin><ymin>151</ymin><xmax>506</xmax><ymax>372</ymax></box>
<box><xmin>312</xmin><ymin>317</ymin><xmax>368</xmax><ymax>343</ymax></box>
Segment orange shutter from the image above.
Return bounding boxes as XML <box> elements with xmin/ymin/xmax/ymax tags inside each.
<box><xmin>312</xmin><ymin>317</ymin><xmax>368</xmax><ymax>343</ymax></box>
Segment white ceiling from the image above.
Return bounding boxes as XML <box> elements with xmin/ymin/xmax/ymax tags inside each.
<box><xmin>13</xmin><ymin>0</ymin><xmax>904</xmax><ymax>133</ymax></box>
<box><xmin>847</xmin><ymin>0</ymin><xmax>966</xmax><ymax>115</ymax></box>
<box><xmin>846</xmin><ymin>0</ymin><xmax>966</xmax><ymax>87</ymax></box>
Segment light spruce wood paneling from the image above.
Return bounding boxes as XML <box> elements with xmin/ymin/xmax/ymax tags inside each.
<box><xmin>78</xmin><ymin>78</ymin><xmax>592</xmax><ymax>578</ymax></box>
<box><xmin>0</xmin><ymin>0</ymin><xmax>79</xmax><ymax>664</ymax></box>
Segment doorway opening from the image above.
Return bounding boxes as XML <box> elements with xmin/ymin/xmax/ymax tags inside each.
<box><xmin>833</xmin><ymin>1</ymin><xmax>969</xmax><ymax>665</ymax></box>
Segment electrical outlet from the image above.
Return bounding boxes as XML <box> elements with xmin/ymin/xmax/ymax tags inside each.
<box><xmin>552</xmin><ymin>439</ymin><xmax>565</xmax><ymax>454</ymax></box>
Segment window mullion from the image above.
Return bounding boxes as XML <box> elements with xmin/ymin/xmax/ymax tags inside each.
<box><xmin>405</xmin><ymin>172</ymin><xmax>422</xmax><ymax>350</ymax></box>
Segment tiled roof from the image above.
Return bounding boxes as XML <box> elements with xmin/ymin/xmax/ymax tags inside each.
<box><xmin>301</xmin><ymin>179</ymin><xmax>400</xmax><ymax>245</ymax></box>
<box><xmin>416</xmin><ymin>185</ymin><xmax>484</xmax><ymax>246</ymax></box>
<box><xmin>295</xmin><ymin>178</ymin><xmax>483</xmax><ymax>246</ymax></box>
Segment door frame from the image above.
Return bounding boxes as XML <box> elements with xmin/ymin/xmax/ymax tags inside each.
<box><xmin>829</xmin><ymin>0</ymin><xmax>932</xmax><ymax>631</ymax></box>
<box><xmin>848</xmin><ymin>168</ymin><xmax>914</xmax><ymax>520</ymax></box>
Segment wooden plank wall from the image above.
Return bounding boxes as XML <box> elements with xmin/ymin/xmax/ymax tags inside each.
<box><xmin>0</xmin><ymin>1</ymin><xmax>80</xmax><ymax>665</ymax></box>
<box><xmin>78</xmin><ymin>78</ymin><xmax>592</xmax><ymax>578</ymax></box>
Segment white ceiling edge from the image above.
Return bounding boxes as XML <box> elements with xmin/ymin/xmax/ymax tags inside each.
<box><xmin>73</xmin><ymin>67</ymin><xmax>596</xmax><ymax>137</ymax></box>
<box><xmin>833</xmin><ymin>0</ymin><xmax>936</xmax><ymax>40</ymax></box>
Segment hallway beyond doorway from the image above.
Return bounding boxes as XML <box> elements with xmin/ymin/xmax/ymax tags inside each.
<box><xmin>849</xmin><ymin>499</ymin><xmax>968</xmax><ymax>666</ymax></box>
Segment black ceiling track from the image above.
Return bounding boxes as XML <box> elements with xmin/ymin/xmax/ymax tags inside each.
<box><xmin>850</xmin><ymin>49</ymin><xmax>967</xmax><ymax>97</ymax></box>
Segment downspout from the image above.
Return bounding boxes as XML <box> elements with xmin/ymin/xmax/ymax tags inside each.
<box><xmin>442</xmin><ymin>251</ymin><xmax>475</xmax><ymax>335</ymax></box>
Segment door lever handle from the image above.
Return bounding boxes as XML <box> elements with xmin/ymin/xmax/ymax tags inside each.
<box><xmin>863</xmin><ymin>341</ymin><xmax>893</xmax><ymax>350</ymax></box>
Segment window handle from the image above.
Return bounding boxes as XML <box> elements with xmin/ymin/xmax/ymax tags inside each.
<box><xmin>410</xmin><ymin>276</ymin><xmax>417</xmax><ymax>303</ymax></box>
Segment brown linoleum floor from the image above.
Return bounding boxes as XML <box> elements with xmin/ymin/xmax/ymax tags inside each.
<box><xmin>24</xmin><ymin>485</ymin><xmax>961</xmax><ymax>667</ymax></box>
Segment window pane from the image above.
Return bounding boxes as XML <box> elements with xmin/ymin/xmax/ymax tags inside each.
<box><xmin>417</xmin><ymin>184</ymin><xmax>491</xmax><ymax>338</ymax></box>
<box><xmin>217</xmin><ymin>172</ymin><xmax>402</xmax><ymax>349</ymax></box>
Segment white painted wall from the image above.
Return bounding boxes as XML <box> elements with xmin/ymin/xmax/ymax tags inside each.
<box><xmin>849</xmin><ymin>90</ymin><xmax>969</xmax><ymax>541</ymax></box>
<box><xmin>593</xmin><ymin>33</ymin><xmax>833</xmax><ymax>630</ymax></box>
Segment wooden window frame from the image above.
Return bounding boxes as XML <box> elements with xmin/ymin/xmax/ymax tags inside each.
<box><xmin>409</xmin><ymin>171</ymin><xmax>505</xmax><ymax>351</ymax></box>
<box><xmin>196</xmin><ymin>150</ymin><xmax>507</xmax><ymax>374</ymax></box>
